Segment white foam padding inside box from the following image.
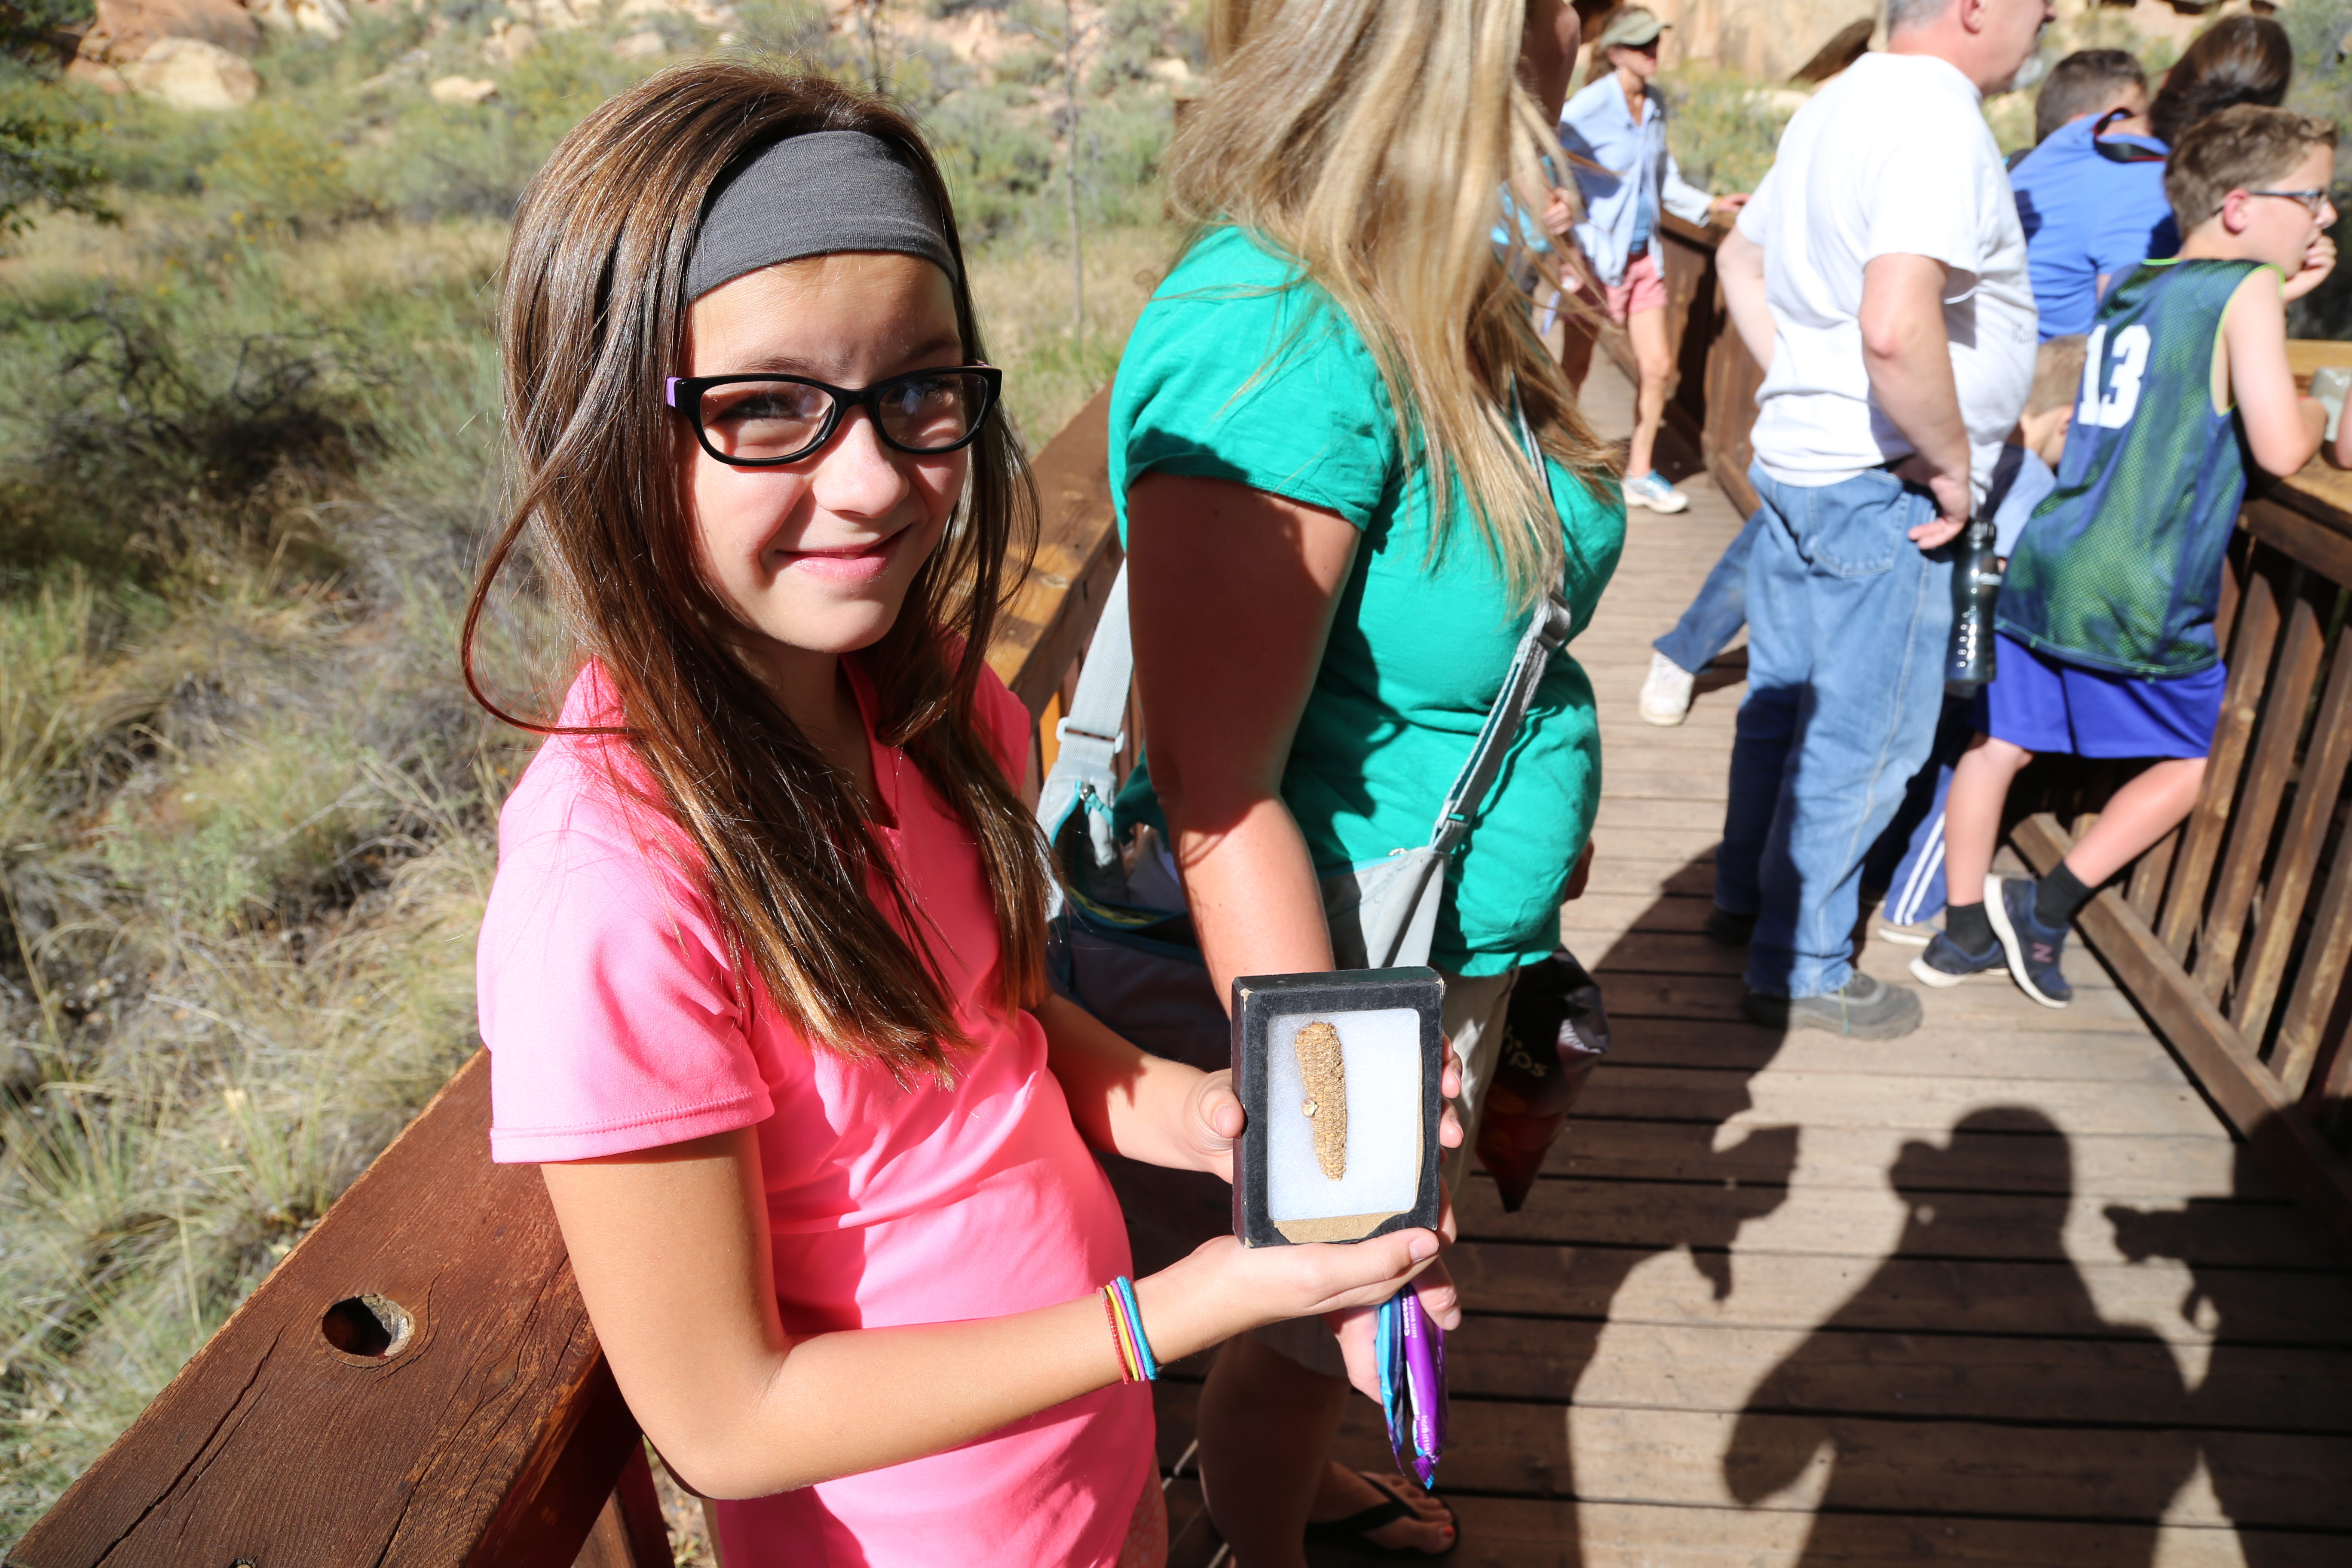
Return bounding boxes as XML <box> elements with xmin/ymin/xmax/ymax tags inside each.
<box><xmin>1264</xmin><ymin>1006</ymin><xmax>1422</xmax><ymax>1223</ymax></box>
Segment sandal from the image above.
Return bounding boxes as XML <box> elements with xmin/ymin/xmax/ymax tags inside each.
<box><xmin>1302</xmin><ymin>1468</ymin><xmax>1459</xmax><ymax>1559</ymax></box>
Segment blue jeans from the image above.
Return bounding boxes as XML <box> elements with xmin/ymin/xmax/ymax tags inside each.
<box><xmin>1716</xmin><ymin>465</ymin><xmax>1954</xmax><ymax>998</ymax></box>
<box><xmin>1654</xmin><ymin>508</ymin><xmax>1761</xmax><ymax>675</ymax></box>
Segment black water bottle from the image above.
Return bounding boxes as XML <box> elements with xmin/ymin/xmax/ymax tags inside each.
<box><xmin>1946</xmin><ymin>515</ymin><xmax>2000</xmax><ymax>692</ymax></box>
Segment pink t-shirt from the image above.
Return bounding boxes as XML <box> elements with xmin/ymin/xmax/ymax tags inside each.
<box><xmin>476</xmin><ymin>661</ymin><xmax>1152</xmax><ymax>1568</ymax></box>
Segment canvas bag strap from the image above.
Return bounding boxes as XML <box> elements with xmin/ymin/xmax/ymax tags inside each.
<box><xmin>1425</xmin><ymin>400</ymin><xmax>1574</xmax><ymax>857</ymax></box>
<box><xmin>1037</xmin><ymin>564</ymin><xmax>1133</xmax><ymax>845</ymax></box>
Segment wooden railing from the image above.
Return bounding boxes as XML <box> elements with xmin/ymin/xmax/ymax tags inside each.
<box><xmin>1594</xmin><ymin>211</ymin><xmax>1765</xmax><ymax>516</ymax></box>
<box><xmin>5</xmin><ymin>400</ymin><xmax>1130</xmax><ymax>1568</ymax></box>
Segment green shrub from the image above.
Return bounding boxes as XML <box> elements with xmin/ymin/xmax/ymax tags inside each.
<box><xmin>1658</xmin><ymin>65</ymin><xmax>1791</xmax><ymax>196</ymax></box>
<box><xmin>209</xmin><ymin>108</ymin><xmax>371</xmax><ymax>228</ymax></box>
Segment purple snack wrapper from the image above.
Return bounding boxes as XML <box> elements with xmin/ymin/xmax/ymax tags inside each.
<box><xmin>1379</xmin><ymin>1286</ymin><xmax>1448</xmax><ymax>1488</ymax></box>
<box><xmin>1402</xmin><ymin>1290</ymin><xmax>1446</xmax><ymax>1486</ymax></box>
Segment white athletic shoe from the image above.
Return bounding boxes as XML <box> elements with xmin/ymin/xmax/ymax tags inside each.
<box><xmin>1623</xmin><ymin>471</ymin><xmax>1691</xmax><ymax>514</ymax></box>
<box><xmin>1877</xmin><ymin>919</ymin><xmax>1940</xmax><ymax>948</ymax></box>
<box><xmin>1638</xmin><ymin>651</ymin><xmax>1697</xmax><ymax>727</ymax></box>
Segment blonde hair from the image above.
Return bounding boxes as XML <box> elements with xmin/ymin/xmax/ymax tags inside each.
<box><xmin>1173</xmin><ymin>0</ymin><xmax>1614</xmax><ymax>606</ymax></box>
<box><xmin>2028</xmin><ymin>336</ymin><xmax>2088</xmax><ymax>416</ymax></box>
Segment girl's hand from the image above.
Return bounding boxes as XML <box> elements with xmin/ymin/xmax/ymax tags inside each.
<box><xmin>1181</xmin><ymin>1069</ymin><xmax>1244</xmax><ymax>1182</ymax></box>
<box><xmin>1330</xmin><ymin>1259</ymin><xmax>1463</xmax><ymax>1400</ymax></box>
<box><xmin>1143</xmin><ymin>1227</ymin><xmax>1445</xmax><ymax>1367</ymax></box>
<box><xmin>2285</xmin><ymin>232</ymin><xmax>2338</xmax><ymax>303</ymax></box>
<box><xmin>1711</xmin><ymin>193</ymin><xmax>1750</xmax><ymax>217</ymax></box>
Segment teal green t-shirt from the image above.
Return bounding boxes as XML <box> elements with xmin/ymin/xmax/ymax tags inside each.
<box><xmin>1107</xmin><ymin>226</ymin><xmax>1625</xmax><ymax>975</ymax></box>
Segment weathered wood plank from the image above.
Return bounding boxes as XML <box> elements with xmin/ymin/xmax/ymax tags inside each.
<box><xmin>2156</xmin><ymin>561</ymin><xmax>2278</xmax><ymax>959</ymax></box>
<box><xmin>8</xmin><ymin>1052</ymin><xmax>627</xmax><ymax>1568</ymax></box>
<box><xmin>1588</xmin><ymin>970</ymin><xmax>2151</xmax><ymax>1030</ymax></box>
<box><xmin>1393</xmin><ymin>1496</ymin><xmax>2330</xmax><ymax>1568</ymax></box>
<box><xmin>1453</xmin><ymin>1174</ymin><xmax>2333</xmax><ymax>1269</ymax></box>
<box><xmin>2242</xmin><ymin>577</ymin><xmax>2352</xmax><ymax>1076</ymax></box>
<box><xmin>1444</xmin><ymin>1240</ymin><xmax>2352</xmax><ymax>1346</ymax></box>
<box><xmin>1587</xmin><ymin>1014</ymin><xmax>2195</xmax><ymax>1085</ymax></box>
<box><xmin>1546</xmin><ymin>1117</ymin><xmax>2242</xmax><ymax>1197</ymax></box>
<box><xmin>2192</xmin><ymin>564</ymin><xmax>2325</xmax><ymax>1004</ymax></box>
<box><xmin>1446</xmin><ymin>1314</ymin><xmax>2352</xmax><ymax>1433</ymax></box>
<box><xmin>984</xmin><ymin>383</ymin><xmax>1123</xmax><ymax>719</ymax></box>
<box><xmin>1572</xmin><ymin>1063</ymin><xmax>2222</xmax><ymax>1139</ymax></box>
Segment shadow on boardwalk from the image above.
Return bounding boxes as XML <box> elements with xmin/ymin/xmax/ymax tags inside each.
<box><xmin>1725</xmin><ymin>1106</ymin><xmax>2197</xmax><ymax>1568</ymax></box>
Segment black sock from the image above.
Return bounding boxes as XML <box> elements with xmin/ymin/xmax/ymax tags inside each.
<box><xmin>1945</xmin><ymin>900</ymin><xmax>1994</xmax><ymax>953</ymax></box>
<box><xmin>2035</xmin><ymin>862</ymin><xmax>2095</xmax><ymax>928</ymax></box>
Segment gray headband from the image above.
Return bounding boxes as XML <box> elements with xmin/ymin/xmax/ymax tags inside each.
<box><xmin>684</xmin><ymin>129</ymin><xmax>959</xmax><ymax>302</ymax></box>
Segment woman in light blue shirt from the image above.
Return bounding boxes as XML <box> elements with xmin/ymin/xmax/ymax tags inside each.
<box><xmin>1557</xmin><ymin>6</ymin><xmax>1745</xmax><ymax>514</ymax></box>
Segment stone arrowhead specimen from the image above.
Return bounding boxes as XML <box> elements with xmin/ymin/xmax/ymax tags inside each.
<box><xmin>1294</xmin><ymin>1020</ymin><xmax>1348</xmax><ymax>1179</ymax></box>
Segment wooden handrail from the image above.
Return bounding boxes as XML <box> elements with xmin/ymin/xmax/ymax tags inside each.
<box><xmin>7</xmin><ymin>397</ymin><xmax>1127</xmax><ymax>1567</ymax></box>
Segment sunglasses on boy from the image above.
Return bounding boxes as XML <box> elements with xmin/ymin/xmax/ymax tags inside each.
<box><xmin>2239</xmin><ymin>188</ymin><xmax>2336</xmax><ymax>220</ymax></box>
<box><xmin>664</xmin><ymin>365</ymin><xmax>1003</xmax><ymax>468</ymax></box>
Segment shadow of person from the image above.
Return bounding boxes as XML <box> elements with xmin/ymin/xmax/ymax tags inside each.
<box><xmin>1436</xmin><ymin>853</ymin><xmax>1800</xmax><ymax>1566</ymax></box>
<box><xmin>1724</xmin><ymin>1107</ymin><xmax>2199</xmax><ymax>1565</ymax></box>
<box><xmin>2107</xmin><ymin>1122</ymin><xmax>2352</xmax><ymax>1565</ymax></box>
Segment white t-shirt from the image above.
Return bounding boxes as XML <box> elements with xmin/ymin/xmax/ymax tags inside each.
<box><xmin>1736</xmin><ymin>52</ymin><xmax>2037</xmax><ymax>499</ymax></box>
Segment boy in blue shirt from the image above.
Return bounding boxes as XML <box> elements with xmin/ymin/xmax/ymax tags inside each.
<box><xmin>2009</xmin><ymin>49</ymin><xmax>2177</xmax><ymax>339</ymax></box>
<box><xmin>1917</xmin><ymin>105</ymin><xmax>2337</xmax><ymax>1008</ymax></box>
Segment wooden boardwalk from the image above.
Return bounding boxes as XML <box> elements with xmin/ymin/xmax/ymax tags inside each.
<box><xmin>1153</xmin><ymin>365</ymin><xmax>2352</xmax><ymax>1567</ymax></box>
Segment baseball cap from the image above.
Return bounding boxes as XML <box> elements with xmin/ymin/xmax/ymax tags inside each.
<box><xmin>1594</xmin><ymin>9</ymin><xmax>1670</xmax><ymax>50</ymax></box>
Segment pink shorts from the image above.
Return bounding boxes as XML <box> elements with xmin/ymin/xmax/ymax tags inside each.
<box><xmin>1578</xmin><ymin>247</ymin><xmax>1667</xmax><ymax>325</ymax></box>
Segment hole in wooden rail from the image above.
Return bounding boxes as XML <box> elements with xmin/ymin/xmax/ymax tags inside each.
<box><xmin>322</xmin><ymin>1294</ymin><xmax>413</xmax><ymax>1360</ymax></box>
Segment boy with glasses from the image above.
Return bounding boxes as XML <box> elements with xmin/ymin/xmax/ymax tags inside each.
<box><xmin>1918</xmin><ymin>105</ymin><xmax>2337</xmax><ymax>1007</ymax></box>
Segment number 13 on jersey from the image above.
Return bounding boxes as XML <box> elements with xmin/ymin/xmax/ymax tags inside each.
<box><xmin>2078</xmin><ymin>323</ymin><xmax>2151</xmax><ymax>431</ymax></box>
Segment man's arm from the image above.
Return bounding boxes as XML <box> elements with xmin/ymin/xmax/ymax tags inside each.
<box><xmin>1858</xmin><ymin>252</ymin><xmax>1971</xmax><ymax>548</ymax></box>
<box><xmin>1716</xmin><ymin>226</ymin><xmax>1775</xmax><ymax>375</ymax></box>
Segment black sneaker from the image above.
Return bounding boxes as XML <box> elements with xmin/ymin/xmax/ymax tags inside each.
<box><xmin>1704</xmin><ymin>906</ymin><xmax>1758</xmax><ymax>947</ymax></box>
<box><xmin>1909</xmin><ymin>931</ymin><xmax>2003</xmax><ymax>989</ymax></box>
<box><xmin>1984</xmin><ymin>874</ymin><xmax>2073</xmax><ymax>1008</ymax></box>
<box><xmin>1741</xmin><ymin>973</ymin><xmax>1924</xmax><ymax>1039</ymax></box>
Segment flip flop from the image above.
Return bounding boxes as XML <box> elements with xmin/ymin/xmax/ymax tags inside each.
<box><xmin>1303</xmin><ymin>1468</ymin><xmax>1460</xmax><ymax>1559</ymax></box>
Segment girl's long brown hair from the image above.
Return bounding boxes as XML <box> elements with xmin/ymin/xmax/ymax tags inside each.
<box><xmin>463</xmin><ymin>63</ymin><xmax>1048</xmax><ymax>1084</ymax></box>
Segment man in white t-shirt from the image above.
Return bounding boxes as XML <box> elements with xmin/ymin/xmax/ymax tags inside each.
<box><xmin>1708</xmin><ymin>0</ymin><xmax>2047</xmax><ymax>1039</ymax></box>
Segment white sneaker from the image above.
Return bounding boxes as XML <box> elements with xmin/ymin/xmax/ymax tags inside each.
<box><xmin>1623</xmin><ymin>471</ymin><xmax>1691</xmax><ymax>514</ymax></box>
<box><xmin>1877</xmin><ymin>919</ymin><xmax>1939</xmax><ymax>947</ymax></box>
<box><xmin>1638</xmin><ymin>651</ymin><xmax>1697</xmax><ymax>726</ymax></box>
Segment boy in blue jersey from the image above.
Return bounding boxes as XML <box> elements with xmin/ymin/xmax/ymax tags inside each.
<box><xmin>1917</xmin><ymin>105</ymin><xmax>2337</xmax><ymax>1008</ymax></box>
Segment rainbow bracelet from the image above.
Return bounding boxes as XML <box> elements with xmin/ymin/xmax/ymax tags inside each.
<box><xmin>1101</xmin><ymin>1275</ymin><xmax>1158</xmax><ymax>1383</ymax></box>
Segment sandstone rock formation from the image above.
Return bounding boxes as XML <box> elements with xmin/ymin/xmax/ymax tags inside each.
<box><xmin>121</xmin><ymin>36</ymin><xmax>260</xmax><ymax>109</ymax></box>
<box><xmin>247</xmin><ymin>0</ymin><xmax>350</xmax><ymax>41</ymax></box>
<box><xmin>74</xmin><ymin>0</ymin><xmax>258</xmax><ymax>66</ymax></box>
<box><xmin>429</xmin><ymin>74</ymin><xmax>499</xmax><ymax>104</ymax></box>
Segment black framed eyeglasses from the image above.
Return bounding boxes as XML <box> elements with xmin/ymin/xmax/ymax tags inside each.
<box><xmin>663</xmin><ymin>364</ymin><xmax>1003</xmax><ymax>468</ymax></box>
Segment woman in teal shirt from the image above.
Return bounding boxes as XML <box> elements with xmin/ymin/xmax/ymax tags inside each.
<box><xmin>1114</xmin><ymin>0</ymin><xmax>1621</xmax><ymax>1559</ymax></box>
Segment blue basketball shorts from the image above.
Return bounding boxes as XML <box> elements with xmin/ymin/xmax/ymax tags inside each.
<box><xmin>1975</xmin><ymin>634</ymin><xmax>2225</xmax><ymax>760</ymax></box>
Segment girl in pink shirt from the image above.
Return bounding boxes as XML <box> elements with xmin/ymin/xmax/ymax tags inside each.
<box><xmin>467</xmin><ymin>64</ymin><xmax>1455</xmax><ymax>1568</ymax></box>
